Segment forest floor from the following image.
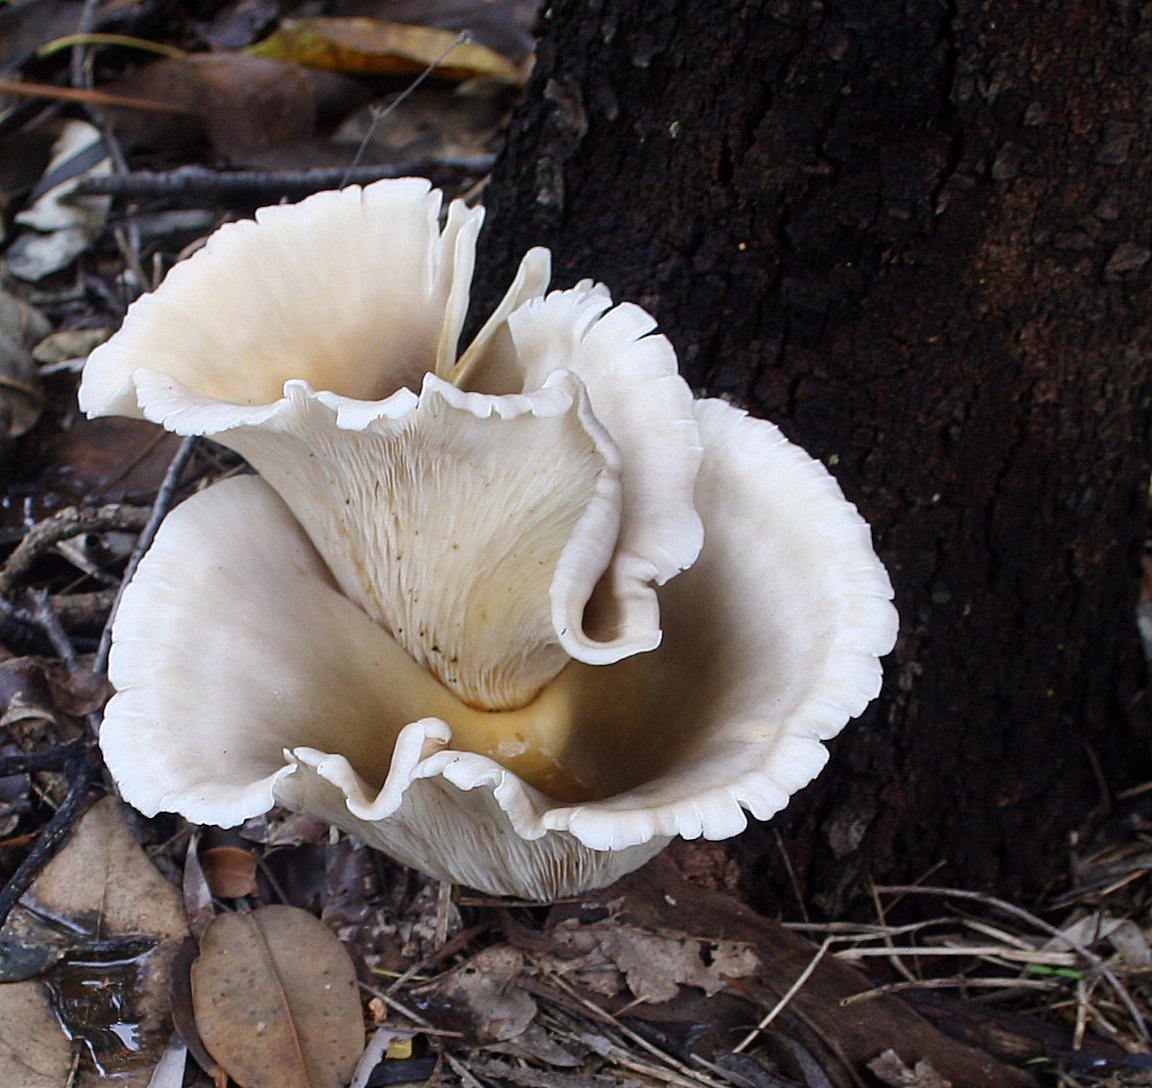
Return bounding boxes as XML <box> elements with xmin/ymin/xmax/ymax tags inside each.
<box><xmin>0</xmin><ymin>1</ymin><xmax>1149</xmax><ymax>1086</ymax></box>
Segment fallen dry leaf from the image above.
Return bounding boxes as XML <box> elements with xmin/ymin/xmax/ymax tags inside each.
<box><xmin>411</xmin><ymin>945</ymin><xmax>535</xmax><ymax>1044</ymax></box>
<box><xmin>247</xmin><ymin>18</ymin><xmax>520</xmax><ymax>83</ymax></box>
<box><xmin>31</xmin><ymin>326</ymin><xmax>110</xmax><ymax>365</ymax></box>
<box><xmin>35</xmin><ymin>416</ymin><xmax>183</xmax><ymax>507</ymax></box>
<box><xmin>0</xmin><ymin>286</ymin><xmax>48</xmax><ymax>438</ymax></box>
<box><xmin>0</xmin><ymin>655</ymin><xmax>105</xmax><ymax>721</ymax></box>
<box><xmin>191</xmin><ymin>904</ymin><xmax>363</xmax><ymax>1088</ymax></box>
<box><xmin>334</xmin><ymin>83</ymin><xmax>510</xmax><ymax>168</ymax></box>
<box><xmin>200</xmin><ymin>845</ymin><xmax>259</xmax><ymax>899</ymax></box>
<box><xmin>106</xmin><ymin>54</ymin><xmax>316</xmax><ymax>162</ymax></box>
<box><xmin>182</xmin><ymin>835</ymin><xmax>215</xmax><ymax>942</ymax></box>
<box><xmin>868</xmin><ymin>1049</ymin><xmax>953</xmax><ymax>1088</ymax></box>
<box><xmin>7</xmin><ymin>119</ymin><xmax>110</xmax><ymax>282</ymax></box>
<box><xmin>0</xmin><ymin>980</ymin><xmax>74</xmax><ymax>1087</ymax></box>
<box><xmin>540</xmin><ymin>920</ymin><xmax>760</xmax><ymax>1004</ymax></box>
<box><xmin>5</xmin><ymin>795</ymin><xmax>190</xmax><ymax>1086</ymax></box>
<box><xmin>0</xmin><ymin>906</ymin><xmax>70</xmax><ymax>982</ymax></box>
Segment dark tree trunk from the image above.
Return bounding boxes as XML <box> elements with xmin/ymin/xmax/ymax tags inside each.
<box><xmin>475</xmin><ymin>0</ymin><xmax>1152</xmax><ymax>914</ymax></box>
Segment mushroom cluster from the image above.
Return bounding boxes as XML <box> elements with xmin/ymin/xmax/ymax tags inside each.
<box><xmin>80</xmin><ymin>179</ymin><xmax>897</xmax><ymax>900</ymax></box>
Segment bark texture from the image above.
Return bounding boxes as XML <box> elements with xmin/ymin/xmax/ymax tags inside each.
<box><xmin>475</xmin><ymin>0</ymin><xmax>1152</xmax><ymax>913</ymax></box>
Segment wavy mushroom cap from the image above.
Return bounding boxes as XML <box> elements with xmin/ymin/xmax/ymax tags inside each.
<box><xmin>84</xmin><ymin>179</ymin><xmax>898</xmax><ymax>900</ymax></box>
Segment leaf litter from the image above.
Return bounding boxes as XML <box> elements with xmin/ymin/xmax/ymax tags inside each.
<box><xmin>0</xmin><ymin>1</ymin><xmax>1150</xmax><ymax>1086</ymax></box>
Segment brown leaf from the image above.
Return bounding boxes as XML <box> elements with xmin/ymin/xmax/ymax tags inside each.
<box><xmin>10</xmin><ymin>796</ymin><xmax>190</xmax><ymax>1087</ymax></box>
<box><xmin>537</xmin><ymin>919</ymin><xmax>759</xmax><ymax>1004</ymax></box>
<box><xmin>191</xmin><ymin>905</ymin><xmax>363</xmax><ymax>1088</ymax></box>
<box><xmin>200</xmin><ymin>845</ymin><xmax>259</xmax><ymax>899</ymax></box>
<box><xmin>0</xmin><ymin>657</ymin><xmax>110</xmax><ymax>731</ymax></box>
<box><xmin>0</xmin><ymin>332</ymin><xmax>41</xmax><ymax>436</ymax></box>
<box><xmin>0</xmin><ymin>290</ymin><xmax>45</xmax><ymax>436</ymax></box>
<box><xmin>169</xmin><ymin>937</ymin><xmax>226</xmax><ymax>1085</ymax></box>
<box><xmin>36</xmin><ymin>417</ymin><xmax>183</xmax><ymax>507</ymax></box>
<box><xmin>0</xmin><ymin>981</ymin><xmax>74</xmax><ymax>1087</ymax></box>
<box><xmin>106</xmin><ymin>54</ymin><xmax>316</xmax><ymax>162</ymax></box>
<box><xmin>247</xmin><ymin>18</ymin><xmax>520</xmax><ymax>83</ymax></box>
<box><xmin>335</xmin><ymin>84</ymin><xmax>509</xmax><ymax>169</ymax></box>
<box><xmin>410</xmin><ymin>946</ymin><xmax>535</xmax><ymax>1044</ymax></box>
<box><xmin>868</xmin><ymin>1049</ymin><xmax>953</xmax><ymax>1088</ymax></box>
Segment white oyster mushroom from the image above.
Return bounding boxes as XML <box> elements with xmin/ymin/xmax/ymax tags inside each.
<box><xmin>80</xmin><ymin>178</ymin><xmax>898</xmax><ymax>901</ymax></box>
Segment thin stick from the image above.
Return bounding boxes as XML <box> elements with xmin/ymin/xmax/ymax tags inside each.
<box><xmin>1073</xmin><ymin>975</ymin><xmax>1089</xmax><ymax>1052</ymax></box>
<box><xmin>94</xmin><ymin>436</ymin><xmax>197</xmax><ymax>673</ymax></box>
<box><xmin>0</xmin><ymin>77</ymin><xmax>192</xmax><ymax>114</ymax></box>
<box><xmin>0</xmin><ymin>505</ymin><xmax>150</xmax><ymax>597</ymax></box>
<box><xmin>68</xmin><ymin>0</ymin><xmax>101</xmax><ymax>89</ymax></box>
<box><xmin>434</xmin><ymin>879</ymin><xmax>454</xmax><ymax>948</ymax></box>
<box><xmin>833</xmin><ymin>945</ymin><xmax>1075</xmax><ymax>965</ymax></box>
<box><xmin>0</xmin><ymin>748</ymin><xmax>98</xmax><ymax>929</ymax></box>
<box><xmin>75</xmin><ymin>159</ymin><xmax>496</xmax><ymax>202</ymax></box>
<box><xmin>840</xmin><ymin>976</ymin><xmax>1061</xmax><ymax>1005</ymax></box>
<box><xmin>546</xmin><ymin>974</ymin><xmax>723</xmax><ymax>1088</ymax></box>
<box><xmin>0</xmin><ymin>741</ymin><xmax>86</xmax><ymax>774</ymax></box>
<box><xmin>341</xmin><ymin>32</ymin><xmax>472</xmax><ymax>186</ymax></box>
<box><xmin>25</xmin><ymin>587</ymin><xmax>77</xmax><ymax>666</ymax></box>
<box><xmin>774</xmin><ymin>827</ymin><xmax>809</xmax><ymax>923</ymax></box>
<box><xmin>357</xmin><ymin>984</ymin><xmax>464</xmax><ymax>1036</ymax></box>
<box><xmin>732</xmin><ymin>937</ymin><xmax>833</xmax><ymax>1054</ymax></box>
<box><xmin>877</xmin><ymin>884</ymin><xmax>1150</xmax><ymax>1044</ymax></box>
<box><xmin>868</xmin><ymin>878</ymin><xmax>916</xmax><ymax>984</ymax></box>
<box><xmin>444</xmin><ymin>1052</ymin><xmax>488</xmax><ymax>1088</ymax></box>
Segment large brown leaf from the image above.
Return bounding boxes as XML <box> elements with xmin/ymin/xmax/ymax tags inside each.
<box><xmin>0</xmin><ymin>796</ymin><xmax>190</xmax><ymax>1087</ymax></box>
<box><xmin>191</xmin><ymin>905</ymin><xmax>363</xmax><ymax>1088</ymax></box>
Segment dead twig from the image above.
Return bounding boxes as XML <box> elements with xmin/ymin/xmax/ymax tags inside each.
<box><xmin>74</xmin><ymin>159</ymin><xmax>497</xmax><ymax>203</ymax></box>
<box><xmin>544</xmin><ymin>974</ymin><xmax>727</xmax><ymax>1088</ymax></box>
<box><xmin>876</xmin><ymin>884</ymin><xmax>1151</xmax><ymax>1046</ymax></box>
<box><xmin>0</xmin><ymin>740</ymin><xmax>86</xmax><ymax>774</ymax></box>
<box><xmin>0</xmin><ymin>745</ymin><xmax>100</xmax><ymax>930</ymax></box>
<box><xmin>0</xmin><ymin>77</ymin><xmax>193</xmax><ymax>114</ymax></box>
<box><xmin>732</xmin><ymin>937</ymin><xmax>833</xmax><ymax>1054</ymax></box>
<box><xmin>840</xmin><ymin>976</ymin><xmax>1064</xmax><ymax>1004</ymax></box>
<box><xmin>0</xmin><ymin>505</ymin><xmax>150</xmax><ymax>599</ymax></box>
<box><xmin>24</xmin><ymin>587</ymin><xmax>77</xmax><ymax>666</ymax></box>
<box><xmin>51</xmin><ymin>588</ymin><xmax>119</xmax><ymax>630</ymax></box>
<box><xmin>95</xmin><ymin>436</ymin><xmax>198</xmax><ymax>673</ymax></box>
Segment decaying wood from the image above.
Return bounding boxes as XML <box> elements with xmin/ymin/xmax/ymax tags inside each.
<box><xmin>509</xmin><ymin>856</ymin><xmax>1036</xmax><ymax>1088</ymax></box>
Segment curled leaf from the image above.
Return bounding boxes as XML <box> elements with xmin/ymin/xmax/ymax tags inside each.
<box><xmin>191</xmin><ymin>905</ymin><xmax>362</xmax><ymax>1088</ymax></box>
<box><xmin>200</xmin><ymin>845</ymin><xmax>259</xmax><ymax>899</ymax></box>
<box><xmin>247</xmin><ymin>18</ymin><xmax>520</xmax><ymax>83</ymax></box>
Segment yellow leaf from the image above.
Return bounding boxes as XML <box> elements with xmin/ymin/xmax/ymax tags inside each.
<box><xmin>385</xmin><ymin>1037</ymin><xmax>413</xmax><ymax>1059</ymax></box>
<box><xmin>246</xmin><ymin>18</ymin><xmax>520</xmax><ymax>84</ymax></box>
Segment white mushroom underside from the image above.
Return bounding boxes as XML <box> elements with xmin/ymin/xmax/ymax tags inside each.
<box><xmin>192</xmin><ymin>372</ymin><xmax>623</xmax><ymax>711</ymax></box>
<box><xmin>98</xmin><ymin>397</ymin><xmax>895</xmax><ymax>899</ymax></box>
<box><xmin>79</xmin><ymin>180</ymin><xmax>709</xmax><ymax>685</ymax></box>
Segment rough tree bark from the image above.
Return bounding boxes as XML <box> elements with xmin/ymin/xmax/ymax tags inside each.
<box><xmin>475</xmin><ymin>0</ymin><xmax>1152</xmax><ymax>914</ymax></box>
